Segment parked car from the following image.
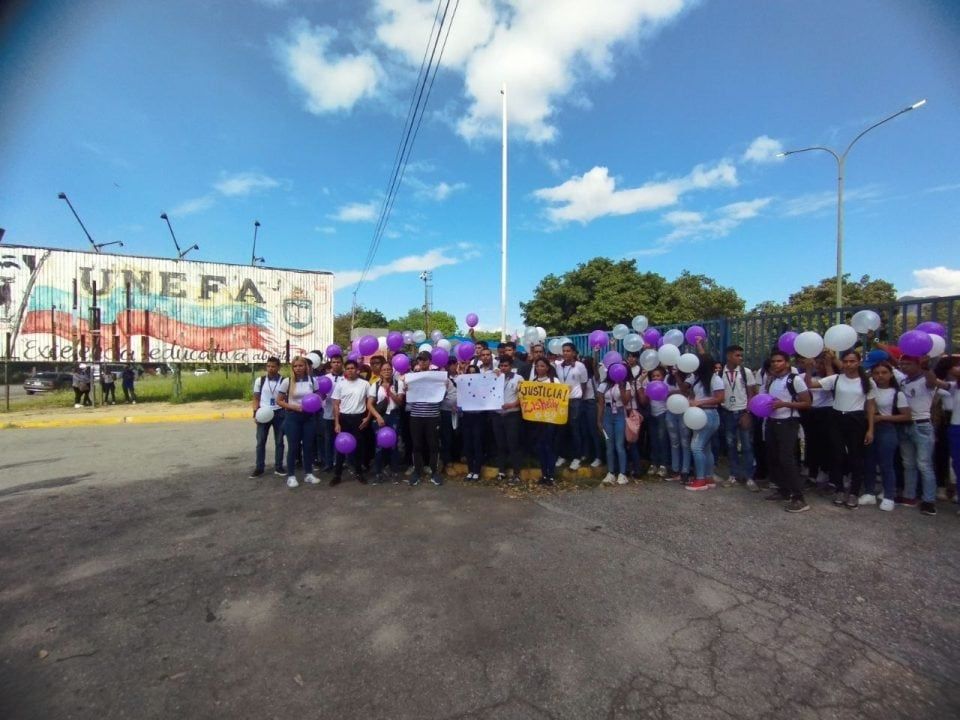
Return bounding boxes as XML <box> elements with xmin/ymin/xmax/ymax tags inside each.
<box><xmin>193</xmin><ymin>368</ymin><xmax>210</xmax><ymax>376</ymax></box>
<box><xmin>23</xmin><ymin>372</ymin><xmax>74</xmax><ymax>395</ymax></box>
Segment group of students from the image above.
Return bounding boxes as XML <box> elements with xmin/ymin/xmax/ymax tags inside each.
<box><xmin>71</xmin><ymin>364</ymin><xmax>138</xmax><ymax>407</ymax></box>
<box><xmin>249</xmin><ymin>335</ymin><xmax>960</xmax><ymax>516</ymax></box>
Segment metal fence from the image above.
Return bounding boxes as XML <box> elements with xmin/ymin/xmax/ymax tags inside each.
<box><xmin>551</xmin><ymin>294</ymin><xmax>960</xmax><ymax>368</ymax></box>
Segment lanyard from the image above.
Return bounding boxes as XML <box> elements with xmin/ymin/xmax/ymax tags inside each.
<box><xmin>265</xmin><ymin>376</ymin><xmax>280</xmax><ymax>397</ymax></box>
<box><xmin>726</xmin><ymin>368</ymin><xmax>738</xmax><ymax>389</ymax></box>
<box><xmin>560</xmin><ymin>363</ymin><xmax>574</xmax><ymax>382</ymax></box>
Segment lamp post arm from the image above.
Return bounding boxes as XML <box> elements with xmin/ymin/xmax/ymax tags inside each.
<box><xmin>842</xmin><ymin>103</ymin><xmax>920</xmax><ymax>160</ymax></box>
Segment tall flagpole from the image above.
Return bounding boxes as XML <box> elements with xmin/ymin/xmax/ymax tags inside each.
<box><xmin>500</xmin><ymin>82</ymin><xmax>508</xmax><ymax>343</ymax></box>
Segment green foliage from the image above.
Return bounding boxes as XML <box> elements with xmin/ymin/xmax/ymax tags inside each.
<box><xmin>748</xmin><ymin>274</ymin><xmax>897</xmax><ymax>314</ymax></box>
<box><xmin>520</xmin><ymin>259</ymin><xmax>744</xmax><ymax>333</ymax></box>
<box><xmin>388</xmin><ymin>308</ymin><xmax>458</xmax><ymax>336</ymax></box>
<box><xmin>333</xmin><ymin>306</ymin><xmax>388</xmax><ymax>349</ymax></box>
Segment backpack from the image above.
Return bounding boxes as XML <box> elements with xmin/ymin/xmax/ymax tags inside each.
<box><xmin>373</xmin><ymin>379</ymin><xmax>390</xmax><ymax>415</ymax></box>
<box><xmin>766</xmin><ymin>372</ymin><xmax>799</xmax><ymax>401</ymax></box>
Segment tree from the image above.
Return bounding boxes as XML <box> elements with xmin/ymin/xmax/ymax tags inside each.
<box><xmin>332</xmin><ymin>306</ymin><xmax>388</xmax><ymax>349</ymax></box>
<box><xmin>388</xmin><ymin>307</ymin><xmax>458</xmax><ymax>336</ymax></box>
<box><xmin>521</xmin><ymin>258</ymin><xmax>745</xmax><ymax>334</ymax></box>
<box><xmin>748</xmin><ymin>274</ymin><xmax>897</xmax><ymax>314</ymax></box>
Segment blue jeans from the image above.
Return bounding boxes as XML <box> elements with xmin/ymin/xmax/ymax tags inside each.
<box><xmin>283</xmin><ymin>411</ymin><xmax>316</xmax><ymax>478</ymax></box>
<box><xmin>722</xmin><ymin>408</ymin><xmax>755</xmax><ymax>480</ymax></box>
<box><xmin>255</xmin><ymin>410</ymin><xmax>285</xmax><ymax>472</ymax></box>
<box><xmin>560</xmin><ymin>399</ymin><xmax>583</xmax><ymax>461</ymax></box>
<box><xmin>864</xmin><ymin>422</ymin><xmax>898</xmax><ymax>498</ymax></box>
<box><xmin>901</xmin><ymin>422</ymin><xmax>936</xmax><ymax>502</ymax></box>
<box><xmin>579</xmin><ymin>398</ymin><xmax>603</xmax><ymax>461</ymax></box>
<box><xmin>647</xmin><ymin>413</ymin><xmax>669</xmax><ymax>467</ymax></box>
<box><xmin>690</xmin><ymin>408</ymin><xmax>720</xmax><ymax>479</ymax></box>
<box><xmin>665</xmin><ymin>411</ymin><xmax>691</xmax><ymax>474</ymax></box>
<box><xmin>535</xmin><ymin>423</ymin><xmax>557</xmax><ymax>479</ymax></box>
<box><xmin>602</xmin><ymin>409</ymin><xmax>627</xmax><ymax>474</ymax></box>
<box><xmin>374</xmin><ymin>410</ymin><xmax>401</xmax><ymax>475</ymax></box>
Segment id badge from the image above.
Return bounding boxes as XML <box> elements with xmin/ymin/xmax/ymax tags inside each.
<box><xmin>269</xmin><ymin>398</ymin><xmax>276</xmax><ymax>406</ymax></box>
<box><xmin>611</xmin><ymin>403</ymin><xmax>618</xmax><ymax>415</ymax></box>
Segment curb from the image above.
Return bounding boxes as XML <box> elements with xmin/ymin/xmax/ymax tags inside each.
<box><xmin>2</xmin><ymin>409</ymin><xmax>250</xmax><ymax>430</ymax></box>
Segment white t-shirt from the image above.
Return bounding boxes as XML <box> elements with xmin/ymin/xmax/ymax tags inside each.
<box><xmin>816</xmin><ymin>374</ymin><xmax>878</xmax><ymax>412</ymax></box>
<box><xmin>332</xmin><ymin>377</ymin><xmax>370</xmax><ymax>415</ymax></box>
<box><xmin>368</xmin><ymin>378</ymin><xmax>400</xmax><ymax>414</ymax></box>
<box><xmin>900</xmin><ymin>375</ymin><xmax>936</xmax><ymax>421</ymax></box>
<box><xmin>554</xmin><ymin>360</ymin><xmax>588</xmax><ymax>399</ymax></box>
<box><xmin>254</xmin><ymin>374</ymin><xmax>284</xmax><ymax>410</ymax></box>
<box><xmin>767</xmin><ymin>372</ymin><xmax>809</xmax><ymax>419</ymax></box>
<box><xmin>322</xmin><ymin>374</ymin><xmax>342</xmax><ymax>417</ymax></box>
<box><xmin>499</xmin><ymin>372</ymin><xmax>521</xmax><ymax>414</ymax></box>
<box><xmin>946</xmin><ymin>382</ymin><xmax>959</xmax><ymax>424</ymax></box>
<box><xmin>874</xmin><ymin>387</ymin><xmax>908</xmax><ymax>417</ymax></box>
<box><xmin>597</xmin><ymin>381</ymin><xmax>630</xmax><ymax>413</ymax></box>
<box><xmin>582</xmin><ymin>376</ymin><xmax>596</xmax><ymax>401</ymax></box>
<box><xmin>805</xmin><ymin>372</ymin><xmax>834</xmax><ymax>409</ymax></box>
<box><xmin>278</xmin><ymin>376</ymin><xmax>316</xmax><ymax>404</ymax></box>
<box><xmin>691</xmin><ymin>374</ymin><xmax>725</xmax><ymax>401</ymax></box>
<box><xmin>721</xmin><ymin>365</ymin><xmax>757</xmax><ymax>411</ymax></box>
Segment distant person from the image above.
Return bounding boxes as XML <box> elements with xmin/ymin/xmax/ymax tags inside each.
<box><xmin>72</xmin><ymin>364</ymin><xmax>91</xmax><ymax>408</ymax></box>
<box><xmin>121</xmin><ymin>366</ymin><xmax>137</xmax><ymax>404</ymax></box>
<box><xmin>101</xmin><ymin>367</ymin><xmax>117</xmax><ymax>404</ymax></box>
<box><xmin>250</xmin><ymin>356</ymin><xmax>285</xmax><ymax>479</ymax></box>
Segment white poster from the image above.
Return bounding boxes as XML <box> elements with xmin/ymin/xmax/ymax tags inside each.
<box><xmin>403</xmin><ymin>370</ymin><xmax>448</xmax><ymax>403</ymax></box>
<box><xmin>456</xmin><ymin>373</ymin><xmax>504</xmax><ymax>411</ymax></box>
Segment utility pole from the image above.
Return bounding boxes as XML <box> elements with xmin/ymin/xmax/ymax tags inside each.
<box><xmin>420</xmin><ymin>271</ymin><xmax>432</xmax><ymax>334</ymax></box>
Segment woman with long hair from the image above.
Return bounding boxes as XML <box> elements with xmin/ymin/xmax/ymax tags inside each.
<box><xmin>596</xmin><ymin>370</ymin><xmax>632</xmax><ymax>486</ymax></box>
<box><xmin>665</xmin><ymin>366</ymin><xmax>692</xmax><ymax>482</ymax></box>
<box><xmin>530</xmin><ymin>358</ymin><xmax>561</xmax><ymax>486</ymax></box>
<box><xmin>277</xmin><ymin>355</ymin><xmax>319</xmax><ymax>489</ymax></box>
<box><xmin>580</xmin><ymin>356</ymin><xmax>604</xmax><ymax>468</ymax></box>
<box><xmin>862</xmin><ymin>360</ymin><xmax>911</xmax><ymax>511</ymax></box>
<box><xmin>684</xmin><ymin>352</ymin><xmax>724</xmax><ymax>491</ymax></box>
<box><xmin>640</xmin><ymin>366</ymin><xmax>670</xmax><ymax>478</ymax></box>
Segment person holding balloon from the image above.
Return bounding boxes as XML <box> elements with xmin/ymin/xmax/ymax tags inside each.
<box><xmin>276</xmin><ymin>356</ymin><xmax>321</xmax><ymax>489</ymax></box>
<box><xmin>682</xmin><ymin>352</ymin><xmax>725</xmax><ymax>491</ymax></box>
<box><xmin>639</xmin><ymin>367</ymin><xmax>670</xmax><ymax>478</ymax></box>
<box><xmin>862</xmin><ymin>360</ymin><xmax>911</xmax><ymax>511</ymax></box>
<box><xmin>761</xmin><ymin>350</ymin><xmax>812</xmax><ymax>512</ymax></box>
<box><xmin>249</xmin><ymin>356</ymin><xmax>286</xmax><ymax>479</ymax></box>
<box><xmin>596</xmin><ymin>363</ymin><xmax>633</xmax><ymax>485</ymax></box>
<box><xmin>664</xmin><ymin>367</ymin><xmax>692</xmax><ymax>483</ymax></box>
<box><xmin>319</xmin><ymin>353</ymin><xmax>344</xmax><ymax>473</ymax></box>
<box><xmin>798</xmin><ymin>352</ymin><xmax>837</xmax><ymax>491</ymax></box>
<box><xmin>330</xmin><ymin>359</ymin><xmax>372</xmax><ymax>486</ymax></box>
<box><xmin>367</xmin><ymin>361</ymin><xmax>404</xmax><ymax>483</ymax></box>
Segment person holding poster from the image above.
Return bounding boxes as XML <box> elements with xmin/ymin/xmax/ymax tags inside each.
<box><xmin>520</xmin><ymin>358</ymin><xmax>568</xmax><ymax>486</ymax></box>
<box><xmin>403</xmin><ymin>351</ymin><xmax>446</xmax><ymax>486</ymax></box>
<box><xmin>461</xmin><ymin>346</ymin><xmax>498</xmax><ymax>481</ymax></box>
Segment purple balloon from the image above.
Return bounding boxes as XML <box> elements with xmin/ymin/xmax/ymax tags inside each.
<box><xmin>602</xmin><ymin>350</ymin><xmax>623</xmax><ymax>368</ymax></box>
<box><xmin>607</xmin><ymin>362</ymin><xmax>628</xmax><ymax>383</ymax></box>
<box><xmin>347</xmin><ymin>351</ymin><xmax>361</xmax><ymax>363</ymax></box>
<box><xmin>645</xmin><ymin>380</ymin><xmax>669</xmax><ymax>402</ymax></box>
<box><xmin>456</xmin><ymin>341</ymin><xmax>476</xmax><ymax>362</ymax></box>
<box><xmin>325</xmin><ymin>343</ymin><xmax>342</xmax><ymax>358</ymax></box>
<box><xmin>748</xmin><ymin>393</ymin><xmax>776</xmax><ymax>419</ymax></box>
<box><xmin>465</xmin><ymin>312</ymin><xmax>479</xmax><ymax>328</ymax></box>
<box><xmin>315</xmin><ymin>375</ymin><xmax>333</xmax><ymax>395</ymax></box>
<box><xmin>431</xmin><ymin>347</ymin><xmax>449</xmax><ymax>367</ymax></box>
<box><xmin>392</xmin><ymin>354</ymin><xmax>411</xmax><ymax>374</ymax></box>
<box><xmin>334</xmin><ymin>432</ymin><xmax>357</xmax><ymax>455</ymax></box>
<box><xmin>386</xmin><ymin>331</ymin><xmax>404</xmax><ymax>352</ymax></box>
<box><xmin>643</xmin><ymin>328</ymin><xmax>662</xmax><ymax>346</ymax></box>
<box><xmin>376</xmin><ymin>426</ymin><xmax>397</xmax><ymax>449</ymax></box>
<box><xmin>351</xmin><ymin>338</ymin><xmax>361</xmax><ymax>352</ymax></box>
<box><xmin>778</xmin><ymin>331</ymin><xmax>798</xmax><ymax>355</ymax></box>
<box><xmin>589</xmin><ymin>329</ymin><xmax>609</xmax><ymax>349</ymax></box>
<box><xmin>301</xmin><ymin>393</ymin><xmax>322</xmax><ymax>414</ymax></box>
<box><xmin>916</xmin><ymin>321</ymin><xmax>946</xmax><ymax>338</ymax></box>
<box><xmin>685</xmin><ymin>325</ymin><xmax>707</xmax><ymax>346</ymax></box>
<box><xmin>358</xmin><ymin>335</ymin><xmax>379</xmax><ymax>356</ymax></box>
<box><xmin>899</xmin><ymin>330</ymin><xmax>933</xmax><ymax>357</ymax></box>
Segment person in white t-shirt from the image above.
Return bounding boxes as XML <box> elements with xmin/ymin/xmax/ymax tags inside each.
<box><xmin>719</xmin><ymin>345</ymin><xmax>758</xmax><ymax>487</ymax></box>
<box><xmin>896</xmin><ymin>355</ymin><xmax>943</xmax><ymax>515</ymax></box>
<box><xmin>331</xmin><ymin>358</ymin><xmax>372</xmax><ymax>486</ymax></box>
<box><xmin>864</xmin><ymin>360</ymin><xmax>912</xmax><ymax>511</ymax></box>
<box><xmin>554</xmin><ymin>342</ymin><xmax>588</xmax><ymax>471</ymax></box>
<box><xmin>803</xmin><ymin>349</ymin><xmax>877</xmax><ymax>509</ymax></box>
<box><xmin>491</xmin><ymin>357</ymin><xmax>523</xmax><ymax>483</ymax></box>
<box><xmin>764</xmin><ymin>350</ymin><xmax>812</xmax><ymax>513</ymax></box>
<box><xmin>367</xmin><ymin>361</ymin><xmax>404</xmax><ymax>482</ymax></box>
<box><xmin>318</xmin><ymin>355</ymin><xmax>343</xmax><ymax>472</ymax></box>
<box><xmin>277</xmin><ymin>356</ymin><xmax>320</xmax><ymax>489</ymax></box>
<box><xmin>250</xmin><ymin>356</ymin><xmax>286</xmax><ymax>478</ymax></box>
<box><xmin>683</xmin><ymin>355</ymin><xmax>725</xmax><ymax>491</ymax></box>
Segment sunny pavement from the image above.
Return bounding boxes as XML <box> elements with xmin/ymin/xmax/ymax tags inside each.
<box><xmin>0</xmin><ymin>422</ymin><xmax>957</xmax><ymax>720</ymax></box>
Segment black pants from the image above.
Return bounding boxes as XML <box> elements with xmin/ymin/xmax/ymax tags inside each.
<box><xmin>409</xmin><ymin>415</ymin><xmax>440</xmax><ymax>475</ymax></box>
<box><xmin>101</xmin><ymin>383</ymin><xmax>116</xmax><ymax>403</ymax></box>
<box><xmin>122</xmin><ymin>384</ymin><xmax>137</xmax><ymax>402</ymax></box>
<box><xmin>491</xmin><ymin>412</ymin><xmax>522</xmax><ymax>474</ymax></box>
<box><xmin>800</xmin><ymin>407</ymin><xmax>833</xmax><ymax>478</ymax></box>
<box><xmin>334</xmin><ymin>413</ymin><xmax>365</xmax><ymax>479</ymax></box>
<box><xmin>829</xmin><ymin>410</ymin><xmax>867</xmax><ymax>495</ymax></box>
<box><xmin>461</xmin><ymin>412</ymin><xmax>488</xmax><ymax>475</ymax></box>
<box><xmin>753</xmin><ymin>417</ymin><xmax>767</xmax><ymax>480</ymax></box>
<box><xmin>766</xmin><ymin>418</ymin><xmax>804</xmax><ymax>500</ymax></box>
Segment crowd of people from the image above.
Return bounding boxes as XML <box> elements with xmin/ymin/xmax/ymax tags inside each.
<box><xmin>250</xmin><ymin>334</ymin><xmax>960</xmax><ymax>517</ymax></box>
<box><xmin>71</xmin><ymin>364</ymin><xmax>138</xmax><ymax>407</ymax></box>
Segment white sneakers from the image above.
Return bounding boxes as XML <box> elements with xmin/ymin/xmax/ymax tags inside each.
<box><xmin>616</xmin><ymin>473</ymin><xmax>629</xmax><ymax>485</ymax></box>
<box><xmin>647</xmin><ymin>465</ymin><xmax>658</xmax><ymax>477</ymax></box>
<box><xmin>657</xmin><ymin>465</ymin><xmax>668</xmax><ymax>478</ymax></box>
<box><xmin>286</xmin><ymin>476</ymin><xmax>299</xmax><ymax>488</ymax></box>
<box><xmin>602</xmin><ymin>473</ymin><xmax>616</xmax><ymax>485</ymax></box>
<box><xmin>569</xmin><ymin>459</ymin><xmax>581</xmax><ymax>471</ymax></box>
<box><xmin>879</xmin><ymin>498</ymin><xmax>895</xmax><ymax>512</ymax></box>
<box><xmin>590</xmin><ymin>458</ymin><xmax>602</xmax><ymax>468</ymax></box>
<box><xmin>74</xmin><ymin>403</ymin><xmax>81</xmax><ymax>409</ymax></box>
<box><xmin>858</xmin><ymin>493</ymin><xmax>877</xmax><ymax>505</ymax></box>
<box><xmin>555</xmin><ymin>458</ymin><xmax>566</xmax><ymax>468</ymax></box>
<box><xmin>746</xmin><ymin>479</ymin><xmax>759</xmax><ymax>492</ymax></box>
<box><xmin>304</xmin><ymin>474</ymin><xmax>320</xmax><ymax>485</ymax></box>
<box><xmin>724</xmin><ymin>475</ymin><xmax>738</xmax><ymax>487</ymax></box>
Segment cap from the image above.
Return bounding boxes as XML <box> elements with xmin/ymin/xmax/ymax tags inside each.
<box><xmin>862</xmin><ymin>349</ymin><xmax>889</xmax><ymax>370</ymax></box>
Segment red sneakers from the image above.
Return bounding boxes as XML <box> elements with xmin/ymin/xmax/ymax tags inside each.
<box><xmin>895</xmin><ymin>496</ymin><xmax>919</xmax><ymax>507</ymax></box>
<box><xmin>686</xmin><ymin>478</ymin><xmax>710</xmax><ymax>491</ymax></box>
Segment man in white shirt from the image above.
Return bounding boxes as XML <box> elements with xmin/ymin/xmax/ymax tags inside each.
<box><xmin>720</xmin><ymin>345</ymin><xmax>758</xmax><ymax>487</ymax></box>
<box><xmin>764</xmin><ymin>350</ymin><xmax>812</xmax><ymax>512</ymax></box>
<box><xmin>491</xmin><ymin>358</ymin><xmax>523</xmax><ymax>484</ymax></box>
<box><xmin>250</xmin><ymin>356</ymin><xmax>285</xmax><ymax>478</ymax></box>
<box><xmin>897</xmin><ymin>355</ymin><xmax>941</xmax><ymax>514</ymax></box>
<box><xmin>331</xmin><ymin>359</ymin><xmax>371</xmax><ymax>485</ymax></box>
<box><xmin>554</xmin><ymin>342</ymin><xmax>588</xmax><ymax>471</ymax></box>
<box><xmin>319</xmin><ymin>355</ymin><xmax>343</xmax><ymax>472</ymax></box>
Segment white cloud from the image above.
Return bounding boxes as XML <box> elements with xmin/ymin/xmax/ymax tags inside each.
<box><xmin>374</xmin><ymin>0</ymin><xmax>497</xmax><ymax>69</ymax></box>
<box><xmin>902</xmin><ymin>267</ymin><xmax>960</xmax><ymax>298</ymax></box>
<box><xmin>781</xmin><ymin>185</ymin><xmax>882</xmax><ymax>217</ymax></box>
<box><xmin>533</xmin><ymin>159</ymin><xmax>737</xmax><ymax>225</ymax></box>
<box><xmin>741</xmin><ymin>135</ymin><xmax>784</xmax><ymax>164</ymax></box>
<box><xmin>330</xmin><ymin>200</ymin><xmax>379</xmax><ymax>222</ymax></box>
<box><xmin>333</xmin><ymin>247</ymin><xmax>464</xmax><ymax>290</ymax></box>
<box><xmin>315</xmin><ymin>226</ymin><xmax>336</xmax><ymax>234</ymax></box>
<box><xmin>276</xmin><ymin>20</ymin><xmax>382</xmax><ymax>114</ymax></box>
<box><xmin>170</xmin><ymin>194</ymin><xmax>215</xmax><ymax>218</ymax></box>
<box><xmin>629</xmin><ymin>197</ymin><xmax>771</xmax><ymax>256</ymax></box>
<box><xmin>214</xmin><ymin>171</ymin><xmax>280</xmax><ymax>197</ymax></box>
<box><xmin>924</xmin><ymin>182</ymin><xmax>960</xmax><ymax>194</ymax></box>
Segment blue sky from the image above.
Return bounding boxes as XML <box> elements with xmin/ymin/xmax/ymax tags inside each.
<box><xmin>2</xmin><ymin>0</ymin><xmax>958</xmax><ymax>335</ymax></box>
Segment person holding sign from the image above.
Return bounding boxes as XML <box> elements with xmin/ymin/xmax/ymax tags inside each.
<box><xmin>404</xmin><ymin>351</ymin><xmax>445</xmax><ymax>487</ymax></box>
<box><xmin>520</xmin><ymin>358</ymin><xmax>568</xmax><ymax>486</ymax></box>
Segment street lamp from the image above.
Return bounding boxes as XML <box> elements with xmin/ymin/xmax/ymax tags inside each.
<box><xmin>778</xmin><ymin>99</ymin><xmax>926</xmax><ymax>311</ymax></box>
<box><xmin>58</xmin><ymin>192</ymin><xmax>101</xmax><ymax>253</ymax></box>
<box><xmin>160</xmin><ymin>212</ymin><xmax>198</xmax><ymax>260</ymax></box>
<box><xmin>251</xmin><ymin>220</ymin><xmax>264</xmax><ymax>265</ymax></box>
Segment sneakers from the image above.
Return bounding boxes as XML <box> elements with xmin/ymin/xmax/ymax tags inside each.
<box><xmin>496</xmin><ymin>472</ymin><xmax>506</xmax><ymax>483</ymax></box>
<box><xmin>431</xmin><ymin>474</ymin><xmax>444</xmax><ymax>486</ymax></box>
<box><xmin>590</xmin><ymin>458</ymin><xmax>603</xmax><ymax>468</ymax></box>
<box><xmin>895</xmin><ymin>496</ymin><xmax>919</xmax><ymax>507</ymax></box>
<box><xmin>555</xmin><ymin>458</ymin><xmax>566</xmax><ymax>468</ymax></box>
<box><xmin>844</xmin><ymin>494</ymin><xmax>859</xmax><ymax>510</ymax></box>
<box><xmin>249</xmin><ymin>469</ymin><xmax>265</xmax><ymax>478</ymax></box>
<box><xmin>304</xmin><ymin>473</ymin><xmax>320</xmax><ymax>485</ymax></box>
<box><xmin>538</xmin><ymin>476</ymin><xmax>555</xmax><ymax>487</ymax></box>
<box><xmin>602</xmin><ymin>473</ymin><xmax>616</xmax><ymax>485</ymax></box>
<box><xmin>784</xmin><ymin>498</ymin><xmax>810</xmax><ymax>513</ymax></box>
<box><xmin>569</xmin><ymin>459</ymin><xmax>581</xmax><ymax>471</ymax></box>
<box><xmin>647</xmin><ymin>465</ymin><xmax>659</xmax><ymax>477</ymax></box>
<box><xmin>74</xmin><ymin>403</ymin><xmax>81</xmax><ymax>409</ymax></box>
<box><xmin>658</xmin><ymin>465</ymin><xmax>668</xmax><ymax>478</ymax></box>
<box><xmin>833</xmin><ymin>492</ymin><xmax>846</xmax><ymax>506</ymax></box>
<box><xmin>686</xmin><ymin>478</ymin><xmax>710</xmax><ymax>491</ymax></box>
<box><xmin>724</xmin><ymin>475</ymin><xmax>738</xmax><ymax>488</ymax></box>
<box><xmin>920</xmin><ymin>501</ymin><xmax>937</xmax><ymax>516</ymax></box>
<box><xmin>410</xmin><ymin>476</ymin><xmax>421</xmax><ymax>486</ymax></box>
<box><xmin>286</xmin><ymin>476</ymin><xmax>299</xmax><ymax>488</ymax></box>
<box><xmin>508</xmin><ymin>475</ymin><xmax>521</xmax><ymax>485</ymax></box>
<box><xmin>370</xmin><ymin>474</ymin><xmax>383</xmax><ymax>486</ymax></box>
<box><xmin>404</xmin><ymin>466</ymin><xmax>416</xmax><ymax>476</ymax></box>
<box><xmin>879</xmin><ymin>498</ymin><xmax>895</xmax><ymax>512</ymax></box>
<box><xmin>708</xmin><ymin>475</ymin><xmax>721</xmax><ymax>488</ymax></box>
<box><xmin>616</xmin><ymin>473</ymin><xmax>629</xmax><ymax>485</ymax></box>
<box><xmin>274</xmin><ymin>467</ymin><xmax>287</xmax><ymax>476</ymax></box>
<box><xmin>667</xmin><ymin>472</ymin><xmax>681</xmax><ymax>483</ymax></box>
<box><xmin>858</xmin><ymin>493</ymin><xmax>877</xmax><ymax>506</ymax></box>
<box><xmin>765</xmin><ymin>489</ymin><xmax>786</xmax><ymax>501</ymax></box>
<box><xmin>465</xmin><ymin>473</ymin><xmax>478</xmax><ymax>482</ymax></box>
<box><xmin>746</xmin><ymin>479</ymin><xmax>760</xmax><ymax>492</ymax></box>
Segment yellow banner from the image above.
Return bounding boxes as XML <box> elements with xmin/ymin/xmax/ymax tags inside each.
<box><xmin>518</xmin><ymin>381</ymin><xmax>570</xmax><ymax>425</ymax></box>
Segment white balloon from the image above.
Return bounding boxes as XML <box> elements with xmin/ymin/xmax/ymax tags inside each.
<box><xmin>523</xmin><ymin>327</ymin><xmax>539</xmax><ymax>345</ymax></box>
<box><xmin>377</xmin><ymin>336</ymin><xmax>388</xmax><ymax>351</ymax></box>
<box><xmin>677</xmin><ymin>353</ymin><xmax>700</xmax><ymax>373</ymax></box>
<box><xmin>412</xmin><ymin>330</ymin><xmax>427</xmax><ymax>344</ymax></box>
<box><xmin>824</xmin><ymin>324</ymin><xmax>858</xmax><ymax>352</ymax></box>
<box><xmin>658</xmin><ymin>344</ymin><xmax>681</xmax><ymax>367</ymax></box>
<box><xmin>851</xmin><ymin>309</ymin><xmax>881</xmax><ymax>334</ymax></box>
<box><xmin>547</xmin><ymin>338</ymin><xmax>563</xmax><ymax>355</ymax></box>
<box><xmin>305</xmin><ymin>352</ymin><xmax>322</xmax><ymax>368</ymax></box>
<box><xmin>666</xmin><ymin>394</ymin><xmax>690</xmax><ymax>415</ymax></box>
<box><xmin>640</xmin><ymin>348</ymin><xmax>660</xmax><ymax>371</ymax></box>
<box><xmin>559</xmin><ymin>337</ymin><xmax>573</xmax><ymax>349</ymax></box>
<box><xmin>255</xmin><ymin>406</ymin><xmax>275</xmax><ymax>424</ymax></box>
<box><xmin>794</xmin><ymin>331</ymin><xmax>824</xmax><ymax>359</ymax></box>
<box><xmin>928</xmin><ymin>334</ymin><xmax>946</xmax><ymax>358</ymax></box>
<box><xmin>418</xmin><ymin>343</ymin><xmax>433</xmax><ymax>353</ymax></box>
<box><xmin>612</xmin><ymin>323</ymin><xmax>630</xmax><ymax>340</ymax></box>
<box><xmin>437</xmin><ymin>338</ymin><xmax>452</xmax><ymax>351</ymax></box>
<box><xmin>536</xmin><ymin>327</ymin><xmax>547</xmax><ymax>341</ymax></box>
<box><xmin>683</xmin><ymin>406</ymin><xmax>708</xmax><ymax>431</ymax></box>
<box><xmin>631</xmin><ymin>315</ymin><xmax>649</xmax><ymax>333</ymax></box>
<box><xmin>623</xmin><ymin>333</ymin><xmax>644</xmax><ymax>353</ymax></box>
<box><xmin>662</xmin><ymin>329</ymin><xmax>685</xmax><ymax>347</ymax></box>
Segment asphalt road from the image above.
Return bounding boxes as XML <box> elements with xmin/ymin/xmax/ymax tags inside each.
<box><xmin>0</xmin><ymin>422</ymin><xmax>958</xmax><ymax>719</ymax></box>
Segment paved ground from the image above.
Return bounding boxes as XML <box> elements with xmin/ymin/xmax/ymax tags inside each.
<box><xmin>0</xmin><ymin>422</ymin><xmax>958</xmax><ymax>720</ymax></box>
